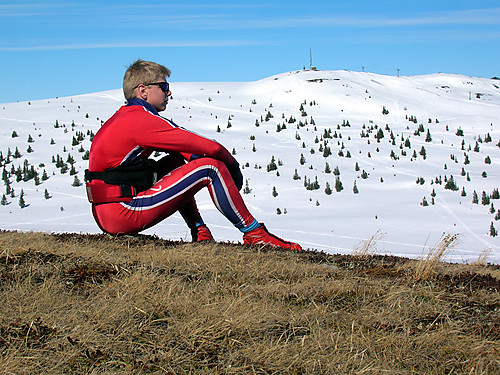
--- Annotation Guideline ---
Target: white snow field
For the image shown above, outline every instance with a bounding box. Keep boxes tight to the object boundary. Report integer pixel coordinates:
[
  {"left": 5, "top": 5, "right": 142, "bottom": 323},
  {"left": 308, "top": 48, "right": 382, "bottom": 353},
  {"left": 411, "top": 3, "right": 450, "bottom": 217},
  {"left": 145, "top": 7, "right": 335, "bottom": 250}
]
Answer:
[{"left": 1, "top": 69, "right": 499, "bottom": 263}]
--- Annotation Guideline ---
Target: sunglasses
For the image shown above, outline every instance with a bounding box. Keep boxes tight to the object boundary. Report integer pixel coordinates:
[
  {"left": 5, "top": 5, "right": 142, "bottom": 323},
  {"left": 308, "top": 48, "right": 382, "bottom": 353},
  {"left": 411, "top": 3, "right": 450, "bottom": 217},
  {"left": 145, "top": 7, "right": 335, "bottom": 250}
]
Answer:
[{"left": 135, "top": 81, "right": 170, "bottom": 92}]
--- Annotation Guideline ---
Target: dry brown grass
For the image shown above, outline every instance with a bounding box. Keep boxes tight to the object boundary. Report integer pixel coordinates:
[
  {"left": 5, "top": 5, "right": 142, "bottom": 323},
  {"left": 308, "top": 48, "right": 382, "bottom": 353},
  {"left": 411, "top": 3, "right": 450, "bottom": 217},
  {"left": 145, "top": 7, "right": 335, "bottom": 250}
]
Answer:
[
  {"left": 0, "top": 230, "right": 499, "bottom": 374},
  {"left": 413, "top": 234, "right": 458, "bottom": 282}
]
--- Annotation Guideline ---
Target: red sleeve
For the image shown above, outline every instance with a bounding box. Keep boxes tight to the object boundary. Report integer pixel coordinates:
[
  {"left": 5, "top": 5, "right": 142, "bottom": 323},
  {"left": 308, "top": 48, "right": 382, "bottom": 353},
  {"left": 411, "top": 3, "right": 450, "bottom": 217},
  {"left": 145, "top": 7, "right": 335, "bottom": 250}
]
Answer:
[{"left": 132, "top": 109, "right": 235, "bottom": 166}]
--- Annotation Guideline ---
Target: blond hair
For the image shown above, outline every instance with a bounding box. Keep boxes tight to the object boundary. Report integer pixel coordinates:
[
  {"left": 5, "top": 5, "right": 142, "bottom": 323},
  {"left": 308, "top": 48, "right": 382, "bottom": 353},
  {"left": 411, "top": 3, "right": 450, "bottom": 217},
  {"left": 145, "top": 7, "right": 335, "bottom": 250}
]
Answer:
[{"left": 123, "top": 59, "right": 171, "bottom": 100}]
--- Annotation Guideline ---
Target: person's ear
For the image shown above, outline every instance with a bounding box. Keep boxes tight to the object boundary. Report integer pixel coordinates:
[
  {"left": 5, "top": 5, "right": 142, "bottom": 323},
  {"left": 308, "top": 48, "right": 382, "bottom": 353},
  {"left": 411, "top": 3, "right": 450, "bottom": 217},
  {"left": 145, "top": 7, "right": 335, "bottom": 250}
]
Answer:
[{"left": 136, "top": 84, "right": 148, "bottom": 100}]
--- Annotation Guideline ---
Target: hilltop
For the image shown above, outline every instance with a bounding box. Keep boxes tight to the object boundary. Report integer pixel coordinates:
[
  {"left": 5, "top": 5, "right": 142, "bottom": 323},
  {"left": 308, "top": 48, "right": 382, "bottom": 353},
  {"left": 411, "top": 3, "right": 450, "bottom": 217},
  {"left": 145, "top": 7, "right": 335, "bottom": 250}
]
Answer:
[{"left": 1, "top": 69, "right": 499, "bottom": 262}]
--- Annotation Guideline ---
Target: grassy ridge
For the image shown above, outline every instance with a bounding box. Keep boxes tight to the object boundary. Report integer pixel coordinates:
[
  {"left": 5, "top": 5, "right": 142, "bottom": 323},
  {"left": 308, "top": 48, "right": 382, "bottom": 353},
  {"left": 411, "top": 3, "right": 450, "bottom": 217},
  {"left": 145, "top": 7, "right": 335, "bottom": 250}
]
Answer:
[{"left": 0, "top": 231, "right": 499, "bottom": 374}]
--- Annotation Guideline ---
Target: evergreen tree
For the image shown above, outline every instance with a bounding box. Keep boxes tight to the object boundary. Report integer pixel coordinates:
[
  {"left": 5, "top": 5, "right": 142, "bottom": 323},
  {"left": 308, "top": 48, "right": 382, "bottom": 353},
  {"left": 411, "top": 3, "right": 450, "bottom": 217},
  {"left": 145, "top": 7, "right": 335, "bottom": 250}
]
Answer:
[
  {"left": 444, "top": 175, "right": 459, "bottom": 191},
  {"left": 419, "top": 146, "right": 427, "bottom": 159},
  {"left": 472, "top": 190, "right": 479, "bottom": 204},
  {"left": 1, "top": 194, "right": 7, "bottom": 206},
  {"left": 324, "top": 182, "right": 332, "bottom": 195},
  {"left": 72, "top": 176, "right": 81, "bottom": 187},
  {"left": 481, "top": 191, "right": 490, "bottom": 205},
  {"left": 492, "top": 188, "right": 500, "bottom": 200},
  {"left": 299, "top": 153, "right": 306, "bottom": 165},
  {"left": 272, "top": 186, "right": 278, "bottom": 197},
  {"left": 425, "top": 129, "right": 432, "bottom": 142},
  {"left": 353, "top": 181, "right": 359, "bottom": 194},
  {"left": 19, "top": 189, "right": 25, "bottom": 208},
  {"left": 292, "top": 169, "right": 301, "bottom": 180},
  {"left": 421, "top": 197, "right": 429, "bottom": 206},
  {"left": 243, "top": 180, "right": 251, "bottom": 194},
  {"left": 335, "top": 176, "right": 343, "bottom": 192},
  {"left": 44, "top": 189, "right": 50, "bottom": 199},
  {"left": 489, "top": 222, "right": 498, "bottom": 237},
  {"left": 266, "top": 156, "right": 278, "bottom": 172}
]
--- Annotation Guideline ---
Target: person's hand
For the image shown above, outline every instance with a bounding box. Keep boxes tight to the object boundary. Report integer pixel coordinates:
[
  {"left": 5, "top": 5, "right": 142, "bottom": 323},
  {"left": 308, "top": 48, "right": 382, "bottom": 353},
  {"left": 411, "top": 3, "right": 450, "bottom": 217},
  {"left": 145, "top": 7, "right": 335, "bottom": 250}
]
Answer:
[{"left": 227, "top": 160, "right": 243, "bottom": 190}]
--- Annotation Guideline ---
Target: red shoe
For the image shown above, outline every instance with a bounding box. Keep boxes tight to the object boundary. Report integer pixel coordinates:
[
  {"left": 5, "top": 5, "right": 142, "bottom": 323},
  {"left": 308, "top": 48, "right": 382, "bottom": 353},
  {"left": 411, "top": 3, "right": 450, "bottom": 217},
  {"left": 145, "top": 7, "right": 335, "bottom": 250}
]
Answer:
[
  {"left": 243, "top": 223, "right": 302, "bottom": 250},
  {"left": 192, "top": 225, "right": 215, "bottom": 242}
]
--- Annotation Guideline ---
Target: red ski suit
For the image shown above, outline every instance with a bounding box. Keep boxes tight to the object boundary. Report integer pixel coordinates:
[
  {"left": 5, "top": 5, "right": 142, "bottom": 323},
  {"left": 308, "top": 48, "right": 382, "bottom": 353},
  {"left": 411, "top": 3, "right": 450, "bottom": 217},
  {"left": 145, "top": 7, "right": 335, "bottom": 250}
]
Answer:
[{"left": 87, "top": 99, "right": 257, "bottom": 235}]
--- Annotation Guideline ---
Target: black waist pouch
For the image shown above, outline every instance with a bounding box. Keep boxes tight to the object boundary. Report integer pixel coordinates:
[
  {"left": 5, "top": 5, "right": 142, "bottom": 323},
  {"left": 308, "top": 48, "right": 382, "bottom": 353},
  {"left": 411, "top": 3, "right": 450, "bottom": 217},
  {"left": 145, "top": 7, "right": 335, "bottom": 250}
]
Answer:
[{"left": 86, "top": 158, "right": 158, "bottom": 190}]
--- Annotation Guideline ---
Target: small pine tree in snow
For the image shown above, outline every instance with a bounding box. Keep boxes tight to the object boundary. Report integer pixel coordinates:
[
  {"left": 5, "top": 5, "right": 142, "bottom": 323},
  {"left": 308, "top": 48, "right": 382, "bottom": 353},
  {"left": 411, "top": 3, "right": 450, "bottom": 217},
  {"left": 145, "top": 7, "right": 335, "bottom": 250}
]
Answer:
[
  {"left": 243, "top": 180, "right": 251, "bottom": 194},
  {"left": 267, "top": 156, "right": 278, "bottom": 172},
  {"left": 19, "top": 190, "right": 25, "bottom": 208},
  {"left": 419, "top": 146, "right": 427, "bottom": 159},
  {"left": 72, "top": 176, "right": 81, "bottom": 187},
  {"left": 1, "top": 194, "right": 7, "bottom": 206},
  {"left": 481, "top": 191, "right": 490, "bottom": 205},
  {"left": 44, "top": 189, "right": 50, "bottom": 199},
  {"left": 353, "top": 181, "right": 359, "bottom": 194},
  {"left": 472, "top": 190, "right": 479, "bottom": 204},
  {"left": 425, "top": 129, "right": 432, "bottom": 142},
  {"left": 293, "top": 169, "right": 301, "bottom": 180},
  {"left": 444, "top": 175, "right": 459, "bottom": 191},
  {"left": 489, "top": 222, "right": 498, "bottom": 237},
  {"left": 335, "top": 176, "right": 343, "bottom": 192},
  {"left": 272, "top": 186, "right": 278, "bottom": 197},
  {"left": 324, "top": 182, "right": 332, "bottom": 195},
  {"left": 492, "top": 188, "right": 500, "bottom": 199}
]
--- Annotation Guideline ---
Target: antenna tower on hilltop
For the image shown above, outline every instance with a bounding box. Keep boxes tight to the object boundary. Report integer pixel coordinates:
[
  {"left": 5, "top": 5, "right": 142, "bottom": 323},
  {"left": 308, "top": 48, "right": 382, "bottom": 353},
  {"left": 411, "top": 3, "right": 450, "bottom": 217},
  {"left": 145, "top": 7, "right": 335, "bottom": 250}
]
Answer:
[{"left": 309, "top": 48, "right": 316, "bottom": 70}]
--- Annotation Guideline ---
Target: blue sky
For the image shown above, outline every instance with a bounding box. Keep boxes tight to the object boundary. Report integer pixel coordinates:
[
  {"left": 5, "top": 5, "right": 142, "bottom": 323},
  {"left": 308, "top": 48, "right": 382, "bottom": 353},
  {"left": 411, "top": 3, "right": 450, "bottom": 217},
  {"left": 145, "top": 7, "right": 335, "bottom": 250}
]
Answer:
[{"left": 1, "top": 0, "right": 499, "bottom": 103}]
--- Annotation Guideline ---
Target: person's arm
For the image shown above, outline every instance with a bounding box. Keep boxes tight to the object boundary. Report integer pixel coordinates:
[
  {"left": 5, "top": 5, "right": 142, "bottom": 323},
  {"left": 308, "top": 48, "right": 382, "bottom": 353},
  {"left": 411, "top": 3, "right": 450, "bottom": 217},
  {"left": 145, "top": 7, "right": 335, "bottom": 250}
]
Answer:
[
  {"left": 134, "top": 112, "right": 243, "bottom": 190},
  {"left": 135, "top": 113, "right": 235, "bottom": 165}
]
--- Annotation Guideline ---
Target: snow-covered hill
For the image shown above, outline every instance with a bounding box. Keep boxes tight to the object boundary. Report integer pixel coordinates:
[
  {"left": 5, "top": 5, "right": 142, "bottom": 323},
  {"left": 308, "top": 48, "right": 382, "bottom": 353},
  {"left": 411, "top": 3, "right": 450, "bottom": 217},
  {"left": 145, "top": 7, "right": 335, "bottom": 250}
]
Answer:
[{"left": 1, "top": 69, "right": 499, "bottom": 263}]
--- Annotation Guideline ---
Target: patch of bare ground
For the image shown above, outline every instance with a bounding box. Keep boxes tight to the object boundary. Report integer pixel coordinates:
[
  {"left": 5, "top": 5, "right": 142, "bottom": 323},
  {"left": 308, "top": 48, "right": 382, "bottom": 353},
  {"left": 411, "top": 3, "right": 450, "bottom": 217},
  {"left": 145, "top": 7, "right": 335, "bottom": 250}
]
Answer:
[{"left": 0, "top": 230, "right": 498, "bottom": 374}]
